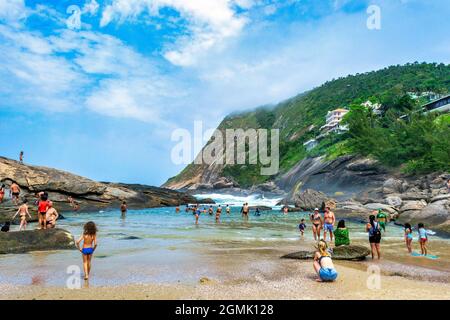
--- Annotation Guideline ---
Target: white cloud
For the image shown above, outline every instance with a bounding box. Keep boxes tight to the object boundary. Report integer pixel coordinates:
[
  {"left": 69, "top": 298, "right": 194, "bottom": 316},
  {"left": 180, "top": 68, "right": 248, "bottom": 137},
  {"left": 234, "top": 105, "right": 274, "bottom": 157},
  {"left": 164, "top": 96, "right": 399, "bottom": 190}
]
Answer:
[
  {"left": 0, "top": 0, "right": 28, "bottom": 26},
  {"left": 100, "top": 0, "right": 251, "bottom": 66}
]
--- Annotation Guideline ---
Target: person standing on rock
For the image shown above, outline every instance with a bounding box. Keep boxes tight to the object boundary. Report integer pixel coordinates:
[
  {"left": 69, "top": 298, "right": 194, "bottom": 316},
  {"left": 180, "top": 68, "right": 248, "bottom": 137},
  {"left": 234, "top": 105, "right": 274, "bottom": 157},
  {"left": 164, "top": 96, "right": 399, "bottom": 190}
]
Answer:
[
  {"left": 10, "top": 182, "right": 21, "bottom": 205},
  {"left": 376, "top": 209, "right": 388, "bottom": 232},
  {"left": 0, "top": 184, "right": 5, "bottom": 203},
  {"left": 310, "top": 208, "right": 323, "bottom": 241},
  {"left": 366, "top": 215, "right": 381, "bottom": 259},
  {"left": 323, "top": 207, "right": 336, "bottom": 242},
  {"left": 12, "top": 199, "right": 32, "bottom": 231},
  {"left": 37, "top": 194, "right": 50, "bottom": 230},
  {"left": 19, "top": 151, "right": 24, "bottom": 163}
]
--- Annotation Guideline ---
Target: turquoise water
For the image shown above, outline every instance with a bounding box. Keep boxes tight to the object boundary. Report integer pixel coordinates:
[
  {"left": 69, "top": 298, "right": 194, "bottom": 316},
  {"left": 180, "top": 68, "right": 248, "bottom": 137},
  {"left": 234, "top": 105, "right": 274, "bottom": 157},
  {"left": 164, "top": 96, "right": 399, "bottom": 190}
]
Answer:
[{"left": 1, "top": 199, "right": 449, "bottom": 287}]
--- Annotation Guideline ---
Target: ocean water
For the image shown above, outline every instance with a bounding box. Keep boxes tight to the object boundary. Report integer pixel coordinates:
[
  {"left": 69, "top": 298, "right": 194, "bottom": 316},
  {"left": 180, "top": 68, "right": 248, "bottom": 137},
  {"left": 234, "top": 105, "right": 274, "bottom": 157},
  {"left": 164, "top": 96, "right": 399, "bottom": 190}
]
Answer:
[{"left": 1, "top": 194, "right": 449, "bottom": 287}]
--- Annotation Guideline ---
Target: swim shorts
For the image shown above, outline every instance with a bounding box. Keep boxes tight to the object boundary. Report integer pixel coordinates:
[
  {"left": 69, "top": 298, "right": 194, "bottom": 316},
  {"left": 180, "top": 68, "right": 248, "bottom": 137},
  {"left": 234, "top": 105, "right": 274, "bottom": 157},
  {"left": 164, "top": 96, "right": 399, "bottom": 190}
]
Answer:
[
  {"left": 324, "top": 223, "right": 334, "bottom": 232},
  {"left": 319, "top": 268, "right": 338, "bottom": 282}
]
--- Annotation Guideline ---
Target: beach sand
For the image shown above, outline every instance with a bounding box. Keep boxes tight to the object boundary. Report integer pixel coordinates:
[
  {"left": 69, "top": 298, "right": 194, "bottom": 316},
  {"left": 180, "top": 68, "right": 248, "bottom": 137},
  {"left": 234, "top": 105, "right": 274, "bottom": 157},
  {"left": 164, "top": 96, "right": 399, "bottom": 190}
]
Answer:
[
  {"left": 1, "top": 261, "right": 449, "bottom": 300},
  {"left": 1, "top": 250, "right": 449, "bottom": 300}
]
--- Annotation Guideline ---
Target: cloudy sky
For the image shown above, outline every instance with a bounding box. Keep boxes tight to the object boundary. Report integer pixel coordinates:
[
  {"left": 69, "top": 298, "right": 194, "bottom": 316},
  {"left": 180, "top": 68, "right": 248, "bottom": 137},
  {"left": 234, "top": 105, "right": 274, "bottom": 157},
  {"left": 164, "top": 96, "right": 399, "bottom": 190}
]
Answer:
[{"left": 0, "top": 0, "right": 449, "bottom": 185}]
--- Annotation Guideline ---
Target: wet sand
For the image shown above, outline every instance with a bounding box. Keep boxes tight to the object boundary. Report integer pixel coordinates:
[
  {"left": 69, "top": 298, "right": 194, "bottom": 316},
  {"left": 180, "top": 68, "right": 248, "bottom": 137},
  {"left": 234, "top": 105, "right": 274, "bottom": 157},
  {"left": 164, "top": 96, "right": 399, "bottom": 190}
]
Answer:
[
  {"left": 1, "top": 240, "right": 450, "bottom": 300},
  {"left": 1, "top": 260, "right": 449, "bottom": 300}
]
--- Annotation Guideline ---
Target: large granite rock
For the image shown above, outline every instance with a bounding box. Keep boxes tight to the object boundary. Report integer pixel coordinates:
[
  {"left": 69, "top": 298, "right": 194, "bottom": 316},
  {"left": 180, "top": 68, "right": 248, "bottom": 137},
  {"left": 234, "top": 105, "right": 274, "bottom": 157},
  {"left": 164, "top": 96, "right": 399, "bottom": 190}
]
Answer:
[
  {"left": 0, "top": 228, "right": 75, "bottom": 254},
  {"left": 281, "top": 245, "right": 371, "bottom": 261},
  {"left": 0, "top": 157, "right": 200, "bottom": 223}
]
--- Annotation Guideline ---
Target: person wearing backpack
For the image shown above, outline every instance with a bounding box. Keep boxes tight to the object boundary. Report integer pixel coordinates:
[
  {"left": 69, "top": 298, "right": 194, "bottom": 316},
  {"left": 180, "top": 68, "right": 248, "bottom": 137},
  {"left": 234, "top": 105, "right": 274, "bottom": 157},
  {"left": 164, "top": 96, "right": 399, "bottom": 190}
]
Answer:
[{"left": 366, "top": 214, "right": 381, "bottom": 259}]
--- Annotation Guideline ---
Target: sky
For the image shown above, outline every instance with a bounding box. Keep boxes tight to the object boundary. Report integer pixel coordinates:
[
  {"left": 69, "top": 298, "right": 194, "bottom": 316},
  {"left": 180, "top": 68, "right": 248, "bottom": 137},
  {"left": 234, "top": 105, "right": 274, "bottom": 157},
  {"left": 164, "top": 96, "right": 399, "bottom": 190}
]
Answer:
[{"left": 0, "top": 0, "right": 449, "bottom": 186}]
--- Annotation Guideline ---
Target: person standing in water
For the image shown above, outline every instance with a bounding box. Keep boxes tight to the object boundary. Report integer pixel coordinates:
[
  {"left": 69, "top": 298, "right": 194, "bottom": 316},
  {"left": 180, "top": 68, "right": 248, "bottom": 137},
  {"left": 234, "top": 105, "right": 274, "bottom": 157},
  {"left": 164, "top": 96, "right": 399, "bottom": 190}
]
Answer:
[
  {"left": 313, "top": 240, "right": 338, "bottom": 282},
  {"left": 12, "top": 199, "right": 32, "bottom": 231},
  {"left": 120, "top": 201, "right": 127, "bottom": 218},
  {"left": 10, "top": 182, "right": 21, "bottom": 205},
  {"left": 323, "top": 207, "right": 335, "bottom": 242},
  {"left": 215, "top": 205, "right": 222, "bottom": 222},
  {"left": 418, "top": 223, "right": 428, "bottom": 256},
  {"left": 194, "top": 206, "right": 200, "bottom": 225},
  {"left": 310, "top": 208, "right": 322, "bottom": 241},
  {"left": 175, "top": 204, "right": 180, "bottom": 213},
  {"left": 282, "top": 206, "right": 288, "bottom": 215},
  {"left": 376, "top": 209, "right": 388, "bottom": 232},
  {"left": 0, "top": 184, "right": 5, "bottom": 203},
  {"left": 241, "top": 202, "right": 249, "bottom": 220},
  {"left": 366, "top": 215, "right": 381, "bottom": 259},
  {"left": 226, "top": 204, "right": 230, "bottom": 215},
  {"left": 404, "top": 223, "right": 413, "bottom": 253},
  {"left": 19, "top": 151, "right": 24, "bottom": 164},
  {"left": 76, "top": 221, "right": 98, "bottom": 281},
  {"left": 298, "top": 219, "right": 306, "bottom": 237},
  {"left": 208, "top": 205, "right": 213, "bottom": 216}
]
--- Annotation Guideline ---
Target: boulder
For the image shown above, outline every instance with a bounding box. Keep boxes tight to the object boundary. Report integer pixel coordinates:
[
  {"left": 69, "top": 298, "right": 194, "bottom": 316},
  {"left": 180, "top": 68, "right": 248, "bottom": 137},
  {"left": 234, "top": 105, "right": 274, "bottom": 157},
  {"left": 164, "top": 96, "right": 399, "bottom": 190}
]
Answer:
[
  {"left": 384, "top": 195, "right": 402, "bottom": 207},
  {"left": 363, "top": 203, "right": 397, "bottom": 215},
  {"left": 430, "top": 194, "right": 450, "bottom": 203},
  {"left": 335, "top": 200, "right": 372, "bottom": 219},
  {"left": 0, "top": 157, "right": 200, "bottom": 214},
  {"left": 382, "top": 178, "right": 404, "bottom": 194},
  {"left": 0, "top": 228, "right": 76, "bottom": 254},
  {"left": 397, "top": 200, "right": 450, "bottom": 226},
  {"left": 281, "top": 245, "right": 370, "bottom": 261},
  {"left": 400, "top": 200, "right": 427, "bottom": 212},
  {"left": 293, "top": 189, "right": 329, "bottom": 210},
  {"left": 323, "top": 199, "right": 337, "bottom": 210},
  {"left": 249, "top": 206, "right": 272, "bottom": 211}
]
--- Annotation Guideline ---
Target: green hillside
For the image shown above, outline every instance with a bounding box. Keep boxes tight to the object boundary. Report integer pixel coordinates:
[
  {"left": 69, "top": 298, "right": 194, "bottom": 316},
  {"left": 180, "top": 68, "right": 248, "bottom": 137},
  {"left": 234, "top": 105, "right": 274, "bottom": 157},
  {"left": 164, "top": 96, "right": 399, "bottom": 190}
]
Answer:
[{"left": 166, "top": 62, "right": 450, "bottom": 188}]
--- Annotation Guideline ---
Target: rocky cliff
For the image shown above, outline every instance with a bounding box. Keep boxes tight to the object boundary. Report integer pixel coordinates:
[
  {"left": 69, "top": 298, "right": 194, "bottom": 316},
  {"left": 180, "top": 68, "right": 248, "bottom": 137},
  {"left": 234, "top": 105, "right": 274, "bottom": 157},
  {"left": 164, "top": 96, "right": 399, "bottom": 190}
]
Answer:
[{"left": 0, "top": 157, "right": 198, "bottom": 223}]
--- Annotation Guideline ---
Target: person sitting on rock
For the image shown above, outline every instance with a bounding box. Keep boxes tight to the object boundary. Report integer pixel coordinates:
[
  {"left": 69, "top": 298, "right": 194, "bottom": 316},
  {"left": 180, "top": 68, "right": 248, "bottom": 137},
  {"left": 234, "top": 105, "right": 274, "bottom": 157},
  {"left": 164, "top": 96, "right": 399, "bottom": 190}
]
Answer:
[
  {"left": 313, "top": 240, "right": 338, "bottom": 282},
  {"left": 334, "top": 220, "right": 350, "bottom": 247},
  {"left": 1, "top": 221, "right": 10, "bottom": 232},
  {"left": 46, "top": 201, "right": 59, "bottom": 229}
]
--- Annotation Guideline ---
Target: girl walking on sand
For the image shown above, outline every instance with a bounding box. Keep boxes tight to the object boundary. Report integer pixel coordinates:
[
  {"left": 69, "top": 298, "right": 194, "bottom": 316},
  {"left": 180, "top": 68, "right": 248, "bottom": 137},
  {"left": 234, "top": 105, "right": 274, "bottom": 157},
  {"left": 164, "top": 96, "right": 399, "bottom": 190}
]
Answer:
[{"left": 76, "top": 221, "right": 98, "bottom": 280}]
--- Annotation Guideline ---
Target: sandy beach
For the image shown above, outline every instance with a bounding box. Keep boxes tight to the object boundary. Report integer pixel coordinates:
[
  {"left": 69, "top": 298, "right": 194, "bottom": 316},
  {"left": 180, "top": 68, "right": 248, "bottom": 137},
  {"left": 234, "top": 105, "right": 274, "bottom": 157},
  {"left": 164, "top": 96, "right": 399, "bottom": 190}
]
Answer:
[{"left": 1, "top": 258, "right": 450, "bottom": 300}]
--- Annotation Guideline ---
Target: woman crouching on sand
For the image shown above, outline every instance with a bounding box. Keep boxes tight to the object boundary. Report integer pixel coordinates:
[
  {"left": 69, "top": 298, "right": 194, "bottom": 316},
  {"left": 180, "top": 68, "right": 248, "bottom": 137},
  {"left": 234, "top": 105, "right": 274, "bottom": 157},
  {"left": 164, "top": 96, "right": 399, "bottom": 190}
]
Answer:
[
  {"left": 76, "top": 222, "right": 98, "bottom": 280},
  {"left": 313, "top": 240, "right": 338, "bottom": 282}
]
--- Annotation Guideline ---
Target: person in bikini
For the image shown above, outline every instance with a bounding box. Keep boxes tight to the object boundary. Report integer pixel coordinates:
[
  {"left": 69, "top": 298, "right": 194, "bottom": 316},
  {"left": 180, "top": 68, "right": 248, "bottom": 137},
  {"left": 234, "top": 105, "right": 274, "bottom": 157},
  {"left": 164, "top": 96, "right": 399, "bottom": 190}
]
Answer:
[
  {"left": 12, "top": 199, "right": 32, "bottom": 231},
  {"left": 76, "top": 221, "right": 98, "bottom": 280},
  {"left": 313, "top": 240, "right": 338, "bottom": 282},
  {"left": 37, "top": 194, "right": 50, "bottom": 230},
  {"left": 215, "top": 205, "right": 222, "bottom": 223},
  {"left": 310, "top": 208, "right": 323, "bottom": 241},
  {"left": 226, "top": 204, "right": 230, "bottom": 215},
  {"left": 0, "top": 184, "right": 5, "bottom": 203},
  {"left": 323, "top": 207, "right": 336, "bottom": 242},
  {"left": 46, "top": 201, "right": 59, "bottom": 229},
  {"left": 208, "top": 205, "right": 214, "bottom": 215},
  {"left": 10, "top": 183, "right": 21, "bottom": 205}
]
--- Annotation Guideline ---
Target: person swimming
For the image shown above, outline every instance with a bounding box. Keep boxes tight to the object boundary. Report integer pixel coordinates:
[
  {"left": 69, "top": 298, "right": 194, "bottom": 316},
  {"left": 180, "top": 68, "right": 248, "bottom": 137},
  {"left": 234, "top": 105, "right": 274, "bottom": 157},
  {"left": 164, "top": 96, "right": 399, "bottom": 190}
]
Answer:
[
  {"left": 226, "top": 204, "right": 230, "bottom": 214},
  {"left": 313, "top": 240, "right": 338, "bottom": 282},
  {"left": 76, "top": 221, "right": 98, "bottom": 280}
]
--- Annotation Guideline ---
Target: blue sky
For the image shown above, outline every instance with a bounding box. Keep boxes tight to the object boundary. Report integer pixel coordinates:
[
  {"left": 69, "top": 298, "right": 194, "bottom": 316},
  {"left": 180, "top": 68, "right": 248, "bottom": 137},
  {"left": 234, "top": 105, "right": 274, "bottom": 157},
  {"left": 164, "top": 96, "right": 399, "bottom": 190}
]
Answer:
[{"left": 1, "top": 0, "right": 449, "bottom": 185}]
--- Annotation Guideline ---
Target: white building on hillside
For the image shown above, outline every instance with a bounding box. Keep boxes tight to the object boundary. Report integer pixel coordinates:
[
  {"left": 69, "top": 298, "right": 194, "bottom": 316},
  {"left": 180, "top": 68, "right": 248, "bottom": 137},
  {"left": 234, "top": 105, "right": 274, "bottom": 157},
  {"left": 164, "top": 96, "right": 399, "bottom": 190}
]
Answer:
[
  {"left": 320, "top": 108, "right": 349, "bottom": 134},
  {"left": 362, "top": 100, "right": 382, "bottom": 115}
]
